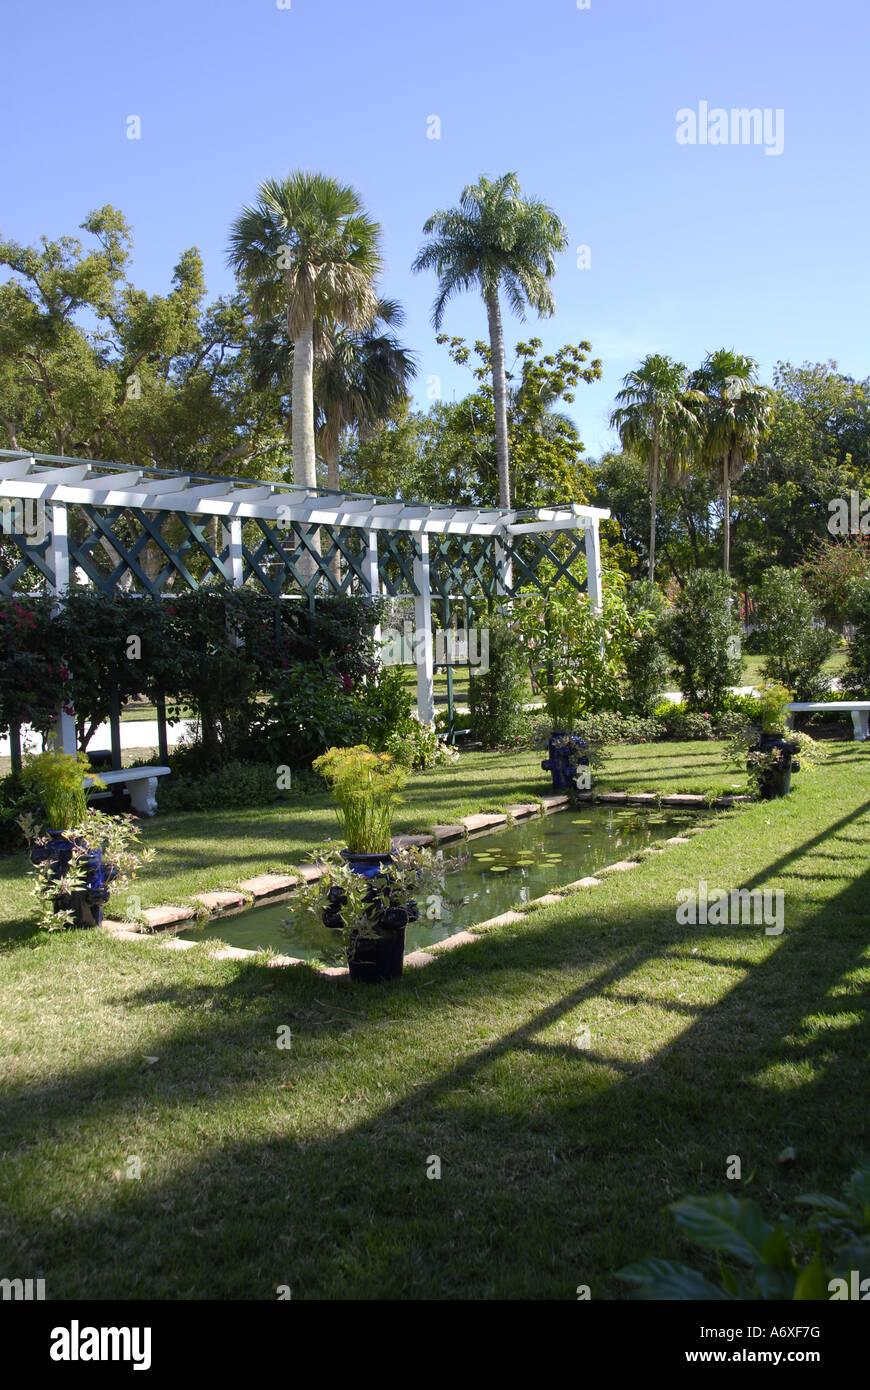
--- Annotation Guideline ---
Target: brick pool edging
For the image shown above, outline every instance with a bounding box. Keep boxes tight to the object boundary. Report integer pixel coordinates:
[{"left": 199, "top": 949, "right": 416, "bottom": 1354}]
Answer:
[{"left": 102, "top": 790, "right": 736, "bottom": 972}]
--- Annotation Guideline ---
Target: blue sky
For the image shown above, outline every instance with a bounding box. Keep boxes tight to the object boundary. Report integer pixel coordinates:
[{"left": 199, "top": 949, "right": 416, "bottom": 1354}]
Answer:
[{"left": 2, "top": 0, "right": 868, "bottom": 459}]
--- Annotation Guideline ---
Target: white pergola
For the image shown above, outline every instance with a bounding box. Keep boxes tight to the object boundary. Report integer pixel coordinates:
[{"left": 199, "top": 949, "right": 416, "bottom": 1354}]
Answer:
[{"left": 0, "top": 450, "right": 610, "bottom": 751}]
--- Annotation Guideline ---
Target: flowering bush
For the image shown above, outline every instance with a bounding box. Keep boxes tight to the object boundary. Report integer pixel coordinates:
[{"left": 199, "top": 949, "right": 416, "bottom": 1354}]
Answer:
[
  {"left": 0, "top": 596, "right": 70, "bottom": 737},
  {"left": 384, "top": 714, "right": 459, "bottom": 770}
]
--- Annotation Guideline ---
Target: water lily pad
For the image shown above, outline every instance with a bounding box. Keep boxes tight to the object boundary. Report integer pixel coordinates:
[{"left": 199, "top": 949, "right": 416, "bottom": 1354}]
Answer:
[{"left": 489, "top": 865, "right": 510, "bottom": 873}]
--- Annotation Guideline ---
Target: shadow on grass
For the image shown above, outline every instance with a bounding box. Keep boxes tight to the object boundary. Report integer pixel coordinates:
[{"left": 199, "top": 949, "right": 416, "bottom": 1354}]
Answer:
[{"left": 1, "top": 786, "right": 869, "bottom": 1299}]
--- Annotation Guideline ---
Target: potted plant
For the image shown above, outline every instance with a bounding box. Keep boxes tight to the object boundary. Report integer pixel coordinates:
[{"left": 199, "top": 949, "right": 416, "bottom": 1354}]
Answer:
[
  {"left": 540, "top": 686, "right": 591, "bottom": 791},
  {"left": 745, "top": 683, "right": 801, "bottom": 800},
  {"left": 286, "top": 844, "right": 442, "bottom": 984},
  {"left": 18, "top": 751, "right": 151, "bottom": 928},
  {"left": 312, "top": 745, "right": 408, "bottom": 875}
]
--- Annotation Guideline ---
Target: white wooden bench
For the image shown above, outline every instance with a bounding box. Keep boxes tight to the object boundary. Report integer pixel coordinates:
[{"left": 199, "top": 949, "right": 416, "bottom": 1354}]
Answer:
[
  {"left": 786, "top": 701, "right": 870, "bottom": 741},
  {"left": 85, "top": 767, "right": 171, "bottom": 816}
]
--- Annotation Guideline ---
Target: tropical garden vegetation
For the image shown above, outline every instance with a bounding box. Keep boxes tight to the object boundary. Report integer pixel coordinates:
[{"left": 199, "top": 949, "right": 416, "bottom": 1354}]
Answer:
[{"left": 1, "top": 167, "right": 869, "bottom": 1306}]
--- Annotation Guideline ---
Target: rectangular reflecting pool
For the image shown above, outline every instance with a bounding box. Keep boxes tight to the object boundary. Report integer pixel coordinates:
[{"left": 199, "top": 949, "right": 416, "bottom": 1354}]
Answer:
[{"left": 177, "top": 805, "right": 701, "bottom": 961}]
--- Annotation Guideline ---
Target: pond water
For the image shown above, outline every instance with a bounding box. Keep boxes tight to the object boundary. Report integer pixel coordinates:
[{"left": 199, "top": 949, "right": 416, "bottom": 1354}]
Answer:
[{"left": 177, "top": 805, "right": 698, "bottom": 961}]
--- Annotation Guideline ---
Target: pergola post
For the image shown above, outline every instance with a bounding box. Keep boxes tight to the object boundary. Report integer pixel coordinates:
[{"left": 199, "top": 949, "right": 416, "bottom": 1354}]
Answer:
[
  {"left": 363, "top": 529, "right": 382, "bottom": 647},
  {"left": 493, "top": 540, "right": 509, "bottom": 601},
  {"left": 412, "top": 535, "right": 435, "bottom": 724},
  {"left": 226, "top": 519, "right": 244, "bottom": 587},
  {"left": 584, "top": 519, "right": 603, "bottom": 612},
  {"left": 48, "top": 502, "right": 77, "bottom": 756}
]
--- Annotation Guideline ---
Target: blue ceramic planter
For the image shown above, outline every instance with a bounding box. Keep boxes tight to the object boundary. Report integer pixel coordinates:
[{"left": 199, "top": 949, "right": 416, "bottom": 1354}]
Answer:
[
  {"left": 30, "top": 834, "right": 117, "bottom": 927},
  {"left": 541, "top": 732, "right": 590, "bottom": 792}
]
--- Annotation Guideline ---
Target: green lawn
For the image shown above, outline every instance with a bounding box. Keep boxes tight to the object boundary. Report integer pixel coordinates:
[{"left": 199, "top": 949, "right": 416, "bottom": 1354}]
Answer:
[{"left": 1, "top": 741, "right": 867, "bottom": 1299}]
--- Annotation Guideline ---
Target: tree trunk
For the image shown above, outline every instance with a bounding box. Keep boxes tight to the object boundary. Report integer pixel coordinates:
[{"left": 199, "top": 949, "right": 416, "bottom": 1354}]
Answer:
[
  {"left": 722, "top": 449, "right": 731, "bottom": 575},
  {"left": 291, "top": 319, "right": 317, "bottom": 488},
  {"left": 484, "top": 289, "right": 511, "bottom": 509},
  {"left": 324, "top": 434, "right": 340, "bottom": 492},
  {"left": 291, "top": 317, "right": 320, "bottom": 587},
  {"left": 649, "top": 434, "right": 660, "bottom": 582}
]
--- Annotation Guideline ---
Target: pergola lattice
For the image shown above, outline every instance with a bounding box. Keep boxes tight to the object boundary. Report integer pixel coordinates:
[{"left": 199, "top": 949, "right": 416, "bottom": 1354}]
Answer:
[{"left": 0, "top": 449, "right": 610, "bottom": 752}]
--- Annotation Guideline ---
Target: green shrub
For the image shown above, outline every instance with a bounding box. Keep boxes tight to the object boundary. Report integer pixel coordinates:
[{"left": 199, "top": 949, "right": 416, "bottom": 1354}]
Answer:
[
  {"left": 566, "top": 711, "right": 662, "bottom": 745},
  {"left": 654, "top": 700, "right": 748, "bottom": 741},
  {"left": 843, "top": 575, "right": 870, "bottom": 696},
  {"left": 364, "top": 666, "right": 417, "bottom": 747},
  {"left": 469, "top": 617, "right": 530, "bottom": 748},
  {"left": 515, "top": 572, "right": 640, "bottom": 717},
  {"left": 623, "top": 580, "right": 671, "bottom": 716},
  {"left": 383, "top": 717, "right": 459, "bottom": 771},
  {"left": 617, "top": 1162, "right": 870, "bottom": 1301},
  {"left": 667, "top": 571, "right": 743, "bottom": 713},
  {"left": 157, "top": 760, "right": 297, "bottom": 812},
  {"left": 244, "top": 656, "right": 380, "bottom": 767},
  {"left": 19, "top": 751, "right": 101, "bottom": 830},
  {"left": 755, "top": 566, "right": 837, "bottom": 701},
  {"left": 0, "top": 771, "right": 29, "bottom": 855}
]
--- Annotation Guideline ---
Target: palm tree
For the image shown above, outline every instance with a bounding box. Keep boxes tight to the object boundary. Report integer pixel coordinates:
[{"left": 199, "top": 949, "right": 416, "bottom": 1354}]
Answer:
[
  {"left": 689, "top": 350, "right": 773, "bottom": 574},
  {"left": 228, "top": 171, "right": 382, "bottom": 488},
  {"left": 610, "top": 355, "right": 703, "bottom": 581},
  {"left": 315, "top": 298, "right": 417, "bottom": 489},
  {"left": 412, "top": 172, "right": 567, "bottom": 508}
]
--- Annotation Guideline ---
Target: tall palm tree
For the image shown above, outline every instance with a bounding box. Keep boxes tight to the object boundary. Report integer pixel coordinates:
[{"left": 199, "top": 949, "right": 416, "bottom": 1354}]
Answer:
[
  {"left": 315, "top": 298, "right": 417, "bottom": 489},
  {"left": 412, "top": 172, "right": 568, "bottom": 508},
  {"left": 228, "top": 171, "right": 382, "bottom": 488},
  {"left": 610, "top": 355, "right": 703, "bottom": 581},
  {"left": 689, "top": 350, "right": 773, "bottom": 574}
]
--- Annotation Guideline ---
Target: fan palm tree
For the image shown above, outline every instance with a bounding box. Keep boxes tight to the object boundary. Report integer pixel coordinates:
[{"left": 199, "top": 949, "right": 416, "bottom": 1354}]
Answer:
[
  {"left": 227, "top": 171, "right": 382, "bottom": 488},
  {"left": 315, "top": 298, "right": 417, "bottom": 489},
  {"left": 412, "top": 172, "right": 568, "bottom": 508},
  {"left": 689, "top": 350, "right": 773, "bottom": 574},
  {"left": 610, "top": 355, "right": 703, "bottom": 581}
]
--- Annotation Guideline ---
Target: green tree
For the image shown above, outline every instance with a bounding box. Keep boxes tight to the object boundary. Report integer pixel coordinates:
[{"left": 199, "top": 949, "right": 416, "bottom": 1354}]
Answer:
[
  {"left": 755, "top": 566, "right": 837, "bottom": 700},
  {"left": 734, "top": 362, "right": 870, "bottom": 588},
  {"left": 590, "top": 450, "right": 718, "bottom": 582},
  {"left": 689, "top": 350, "right": 773, "bottom": 575},
  {"left": 610, "top": 355, "right": 703, "bottom": 581},
  {"left": 667, "top": 570, "right": 743, "bottom": 712},
  {"left": 342, "top": 338, "right": 598, "bottom": 510},
  {"left": 228, "top": 172, "right": 383, "bottom": 487},
  {"left": 315, "top": 298, "right": 417, "bottom": 489},
  {"left": 412, "top": 172, "right": 568, "bottom": 507},
  {"left": 0, "top": 207, "right": 281, "bottom": 475}
]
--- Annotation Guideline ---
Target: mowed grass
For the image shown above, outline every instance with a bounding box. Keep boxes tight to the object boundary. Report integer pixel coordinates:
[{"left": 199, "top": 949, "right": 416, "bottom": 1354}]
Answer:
[{"left": 0, "top": 742, "right": 868, "bottom": 1299}]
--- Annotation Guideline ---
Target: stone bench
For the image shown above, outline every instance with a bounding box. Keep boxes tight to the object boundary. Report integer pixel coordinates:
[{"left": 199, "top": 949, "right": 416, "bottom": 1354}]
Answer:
[
  {"left": 786, "top": 701, "right": 870, "bottom": 742},
  {"left": 85, "top": 766, "right": 171, "bottom": 816}
]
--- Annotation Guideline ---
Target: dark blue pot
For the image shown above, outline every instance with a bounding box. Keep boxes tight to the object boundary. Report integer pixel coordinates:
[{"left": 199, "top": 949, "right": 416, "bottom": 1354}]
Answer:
[
  {"left": 30, "top": 834, "right": 117, "bottom": 928},
  {"left": 322, "top": 845, "right": 416, "bottom": 934},
  {"left": 339, "top": 849, "right": 396, "bottom": 879},
  {"left": 347, "top": 925, "right": 406, "bottom": 984},
  {"left": 541, "top": 732, "right": 590, "bottom": 791}
]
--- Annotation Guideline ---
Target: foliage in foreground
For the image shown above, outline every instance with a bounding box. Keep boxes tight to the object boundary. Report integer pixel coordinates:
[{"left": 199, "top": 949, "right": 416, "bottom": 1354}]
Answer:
[{"left": 617, "top": 1164, "right": 870, "bottom": 1300}]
